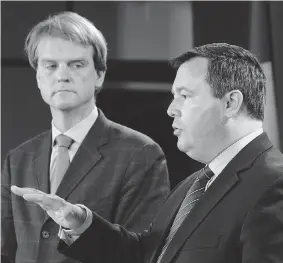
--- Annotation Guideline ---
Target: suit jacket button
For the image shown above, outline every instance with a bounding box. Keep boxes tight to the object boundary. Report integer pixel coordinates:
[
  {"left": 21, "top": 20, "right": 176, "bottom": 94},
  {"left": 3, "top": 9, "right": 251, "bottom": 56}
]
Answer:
[{"left": 42, "top": 230, "right": 50, "bottom": 239}]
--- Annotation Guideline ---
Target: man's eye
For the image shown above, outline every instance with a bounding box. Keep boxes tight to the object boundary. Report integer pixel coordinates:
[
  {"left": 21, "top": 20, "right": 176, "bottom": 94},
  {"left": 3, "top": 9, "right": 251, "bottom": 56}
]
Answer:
[
  {"left": 71, "top": 63, "right": 84, "bottom": 69},
  {"left": 45, "top": 64, "right": 57, "bottom": 69},
  {"left": 181, "top": 94, "right": 187, "bottom": 99}
]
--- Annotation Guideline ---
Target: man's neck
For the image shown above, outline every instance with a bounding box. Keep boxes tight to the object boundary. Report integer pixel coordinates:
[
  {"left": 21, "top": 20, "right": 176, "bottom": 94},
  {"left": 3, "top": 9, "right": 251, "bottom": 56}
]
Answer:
[
  {"left": 199, "top": 118, "right": 263, "bottom": 164},
  {"left": 51, "top": 102, "right": 95, "bottom": 133},
  {"left": 210, "top": 118, "right": 263, "bottom": 162},
  {"left": 227, "top": 118, "right": 263, "bottom": 145}
]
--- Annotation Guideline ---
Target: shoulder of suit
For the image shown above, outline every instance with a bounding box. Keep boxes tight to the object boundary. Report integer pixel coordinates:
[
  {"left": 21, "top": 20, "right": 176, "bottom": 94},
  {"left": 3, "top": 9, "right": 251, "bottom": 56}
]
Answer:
[
  {"left": 6, "top": 130, "right": 51, "bottom": 156},
  {"left": 107, "top": 119, "right": 162, "bottom": 149},
  {"left": 250, "top": 146, "right": 283, "bottom": 181}
]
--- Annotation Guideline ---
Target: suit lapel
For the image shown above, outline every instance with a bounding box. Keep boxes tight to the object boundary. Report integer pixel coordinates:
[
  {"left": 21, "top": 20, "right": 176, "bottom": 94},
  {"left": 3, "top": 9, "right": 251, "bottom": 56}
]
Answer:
[
  {"left": 55, "top": 110, "right": 110, "bottom": 200},
  {"left": 160, "top": 133, "right": 273, "bottom": 263},
  {"left": 161, "top": 169, "right": 239, "bottom": 263},
  {"left": 147, "top": 173, "right": 198, "bottom": 263},
  {"left": 33, "top": 131, "right": 52, "bottom": 194}
]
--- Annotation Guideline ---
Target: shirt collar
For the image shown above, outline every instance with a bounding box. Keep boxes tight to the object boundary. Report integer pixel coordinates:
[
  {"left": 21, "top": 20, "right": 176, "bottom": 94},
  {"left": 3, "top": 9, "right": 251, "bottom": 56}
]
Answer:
[
  {"left": 209, "top": 128, "right": 263, "bottom": 176},
  {"left": 52, "top": 106, "right": 98, "bottom": 146}
]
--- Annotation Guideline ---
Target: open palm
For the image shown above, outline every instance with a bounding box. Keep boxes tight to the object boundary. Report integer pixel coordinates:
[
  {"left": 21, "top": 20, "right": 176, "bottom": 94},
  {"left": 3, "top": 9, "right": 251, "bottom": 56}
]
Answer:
[{"left": 11, "top": 186, "right": 85, "bottom": 229}]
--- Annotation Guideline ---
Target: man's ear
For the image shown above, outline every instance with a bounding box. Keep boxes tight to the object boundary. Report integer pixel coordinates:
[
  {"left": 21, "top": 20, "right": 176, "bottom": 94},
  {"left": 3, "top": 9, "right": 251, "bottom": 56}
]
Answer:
[
  {"left": 36, "top": 70, "right": 41, "bottom": 90},
  {"left": 224, "top": 90, "right": 244, "bottom": 118},
  {"left": 95, "top": 71, "right": 106, "bottom": 88}
]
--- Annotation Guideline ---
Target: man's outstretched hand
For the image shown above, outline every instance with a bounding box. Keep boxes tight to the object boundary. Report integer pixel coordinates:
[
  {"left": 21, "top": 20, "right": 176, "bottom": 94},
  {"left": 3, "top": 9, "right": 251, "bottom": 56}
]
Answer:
[{"left": 11, "top": 186, "right": 86, "bottom": 229}]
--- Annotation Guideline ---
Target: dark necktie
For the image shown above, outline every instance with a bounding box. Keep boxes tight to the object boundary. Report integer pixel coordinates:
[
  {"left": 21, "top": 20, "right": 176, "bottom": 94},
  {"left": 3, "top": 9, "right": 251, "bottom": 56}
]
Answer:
[
  {"left": 50, "top": 134, "right": 74, "bottom": 194},
  {"left": 156, "top": 166, "right": 214, "bottom": 263}
]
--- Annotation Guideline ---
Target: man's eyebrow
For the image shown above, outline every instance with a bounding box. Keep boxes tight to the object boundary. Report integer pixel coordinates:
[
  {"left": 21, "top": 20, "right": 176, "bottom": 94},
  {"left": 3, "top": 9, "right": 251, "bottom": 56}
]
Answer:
[
  {"left": 39, "top": 58, "right": 88, "bottom": 63},
  {"left": 68, "top": 59, "right": 88, "bottom": 63},
  {"left": 172, "top": 86, "right": 192, "bottom": 95},
  {"left": 40, "top": 59, "right": 57, "bottom": 63}
]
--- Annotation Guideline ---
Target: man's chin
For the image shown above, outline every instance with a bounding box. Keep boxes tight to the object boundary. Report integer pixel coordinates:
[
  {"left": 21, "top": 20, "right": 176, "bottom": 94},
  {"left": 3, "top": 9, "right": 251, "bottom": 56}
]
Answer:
[
  {"left": 177, "top": 141, "right": 195, "bottom": 158},
  {"left": 176, "top": 140, "right": 188, "bottom": 153},
  {"left": 50, "top": 102, "right": 75, "bottom": 111},
  {"left": 176, "top": 139, "right": 205, "bottom": 163}
]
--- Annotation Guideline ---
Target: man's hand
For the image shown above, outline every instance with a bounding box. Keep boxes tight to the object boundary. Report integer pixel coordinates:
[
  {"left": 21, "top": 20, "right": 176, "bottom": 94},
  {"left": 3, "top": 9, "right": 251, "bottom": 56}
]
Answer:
[{"left": 11, "top": 186, "right": 86, "bottom": 229}]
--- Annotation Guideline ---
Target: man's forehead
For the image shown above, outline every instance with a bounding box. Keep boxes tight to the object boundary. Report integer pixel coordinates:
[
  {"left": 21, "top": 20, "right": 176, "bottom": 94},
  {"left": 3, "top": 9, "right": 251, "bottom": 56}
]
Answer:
[
  {"left": 172, "top": 57, "right": 208, "bottom": 90},
  {"left": 37, "top": 36, "right": 93, "bottom": 57}
]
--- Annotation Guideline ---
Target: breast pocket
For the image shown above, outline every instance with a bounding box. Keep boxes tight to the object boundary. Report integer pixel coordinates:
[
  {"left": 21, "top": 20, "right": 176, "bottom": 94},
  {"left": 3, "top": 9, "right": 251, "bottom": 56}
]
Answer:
[{"left": 181, "top": 234, "right": 222, "bottom": 250}]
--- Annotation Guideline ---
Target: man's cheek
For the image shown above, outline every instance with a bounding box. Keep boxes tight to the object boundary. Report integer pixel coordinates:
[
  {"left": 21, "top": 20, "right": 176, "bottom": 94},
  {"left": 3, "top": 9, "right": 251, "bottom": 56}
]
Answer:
[{"left": 37, "top": 72, "right": 50, "bottom": 86}]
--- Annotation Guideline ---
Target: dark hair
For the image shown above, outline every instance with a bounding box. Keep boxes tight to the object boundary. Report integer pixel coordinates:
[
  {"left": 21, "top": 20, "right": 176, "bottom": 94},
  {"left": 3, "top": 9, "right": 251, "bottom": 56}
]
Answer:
[
  {"left": 170, "top": 43, "right": 266, "bottom": 121},
  {"left": 25, "top": 11, "right": 107, "bottom": 73}
]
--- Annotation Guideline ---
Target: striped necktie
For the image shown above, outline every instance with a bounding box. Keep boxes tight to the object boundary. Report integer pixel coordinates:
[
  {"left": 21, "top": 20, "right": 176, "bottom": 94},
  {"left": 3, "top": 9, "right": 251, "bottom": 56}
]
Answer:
[
  {"left": 50, "top": 134, "right": 74, "bottom": 194},
  {"left": 156, "top": 166, "right": 214, "bottom": 263}
]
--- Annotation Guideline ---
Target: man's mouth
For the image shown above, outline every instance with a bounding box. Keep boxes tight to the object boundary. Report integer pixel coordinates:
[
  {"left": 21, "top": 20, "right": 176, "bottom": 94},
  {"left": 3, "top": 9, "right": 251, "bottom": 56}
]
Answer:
[
  {"left": 54, "top": 90, "right": 73, "bottom": 94},
  {"left": 173, "top": 127, "right": 182, "bottom": 136}
]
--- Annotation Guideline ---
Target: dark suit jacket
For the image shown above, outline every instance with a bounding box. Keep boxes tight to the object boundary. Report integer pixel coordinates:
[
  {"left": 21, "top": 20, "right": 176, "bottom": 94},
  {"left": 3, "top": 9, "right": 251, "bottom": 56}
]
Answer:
[
  {"left": 59, "top": 133, "right": 283, "bottom": 263},
  {"left": 1, "top": 110, "right": 170, "bottom": 263}
]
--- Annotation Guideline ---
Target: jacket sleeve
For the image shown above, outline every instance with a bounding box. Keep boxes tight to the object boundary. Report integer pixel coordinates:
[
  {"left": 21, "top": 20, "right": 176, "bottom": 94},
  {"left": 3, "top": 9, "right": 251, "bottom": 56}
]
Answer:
[
  {"left": 112, "top": 142, "right": 170, "bottom": 232},
  {"left": 241, "top": 175, "right": 283, "bottom": 263},
  {"left": 1, "top": 153, "right": 17, "bottom": 263},
  {"left": 58, "top": 211, "right": 145, "bottom": 263}
]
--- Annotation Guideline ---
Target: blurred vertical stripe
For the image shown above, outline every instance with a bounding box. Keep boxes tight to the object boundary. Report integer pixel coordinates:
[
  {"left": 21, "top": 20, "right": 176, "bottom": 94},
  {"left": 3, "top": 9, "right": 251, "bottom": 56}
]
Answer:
[{"left": 249, "top": 2, "right": 283, "bottom": 150}]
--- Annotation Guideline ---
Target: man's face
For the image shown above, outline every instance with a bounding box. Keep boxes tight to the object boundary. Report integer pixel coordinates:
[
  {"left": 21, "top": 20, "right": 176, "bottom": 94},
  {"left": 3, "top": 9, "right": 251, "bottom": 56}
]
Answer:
[
  {"left": 167, "top": 57, "right": 226, "bottom": 163},
  {"left": 36, "top": 36, "right": 104, "bottom": 112}
]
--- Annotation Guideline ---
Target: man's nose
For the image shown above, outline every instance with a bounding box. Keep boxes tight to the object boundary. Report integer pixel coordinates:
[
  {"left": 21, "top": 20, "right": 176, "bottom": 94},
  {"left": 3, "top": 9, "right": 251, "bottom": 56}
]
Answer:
[
  {"left": 167, "top": 100, "right": 180, "bottom": 118},
  {"left": 56, "top": 64, "right": 70, "bottom": 82}
]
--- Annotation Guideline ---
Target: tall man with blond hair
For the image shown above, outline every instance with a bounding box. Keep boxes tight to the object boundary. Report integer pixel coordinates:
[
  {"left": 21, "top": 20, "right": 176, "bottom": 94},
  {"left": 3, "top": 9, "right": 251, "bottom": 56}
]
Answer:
[{"left": 1, "top": 11, "right": 170, "bottom": 263}]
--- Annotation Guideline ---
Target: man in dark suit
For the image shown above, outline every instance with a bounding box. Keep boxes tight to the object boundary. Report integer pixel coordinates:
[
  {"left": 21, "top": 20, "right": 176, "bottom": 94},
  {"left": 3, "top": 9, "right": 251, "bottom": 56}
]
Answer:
[
  {"left": 1, "top": 11, "right": 170, "bottom": 263},
  {"left": 11, "top": 43, "right": 283, "bottom": 263}
]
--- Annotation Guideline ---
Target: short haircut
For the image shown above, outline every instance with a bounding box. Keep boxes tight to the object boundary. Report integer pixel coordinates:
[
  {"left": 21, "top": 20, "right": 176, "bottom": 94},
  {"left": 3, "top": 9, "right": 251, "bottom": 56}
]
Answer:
[
  {"left": 25, "top": 11, "right": 107, "bottom": 73},
  {"left": 170, "top": 43, "right": 266, "bottom": 121}
]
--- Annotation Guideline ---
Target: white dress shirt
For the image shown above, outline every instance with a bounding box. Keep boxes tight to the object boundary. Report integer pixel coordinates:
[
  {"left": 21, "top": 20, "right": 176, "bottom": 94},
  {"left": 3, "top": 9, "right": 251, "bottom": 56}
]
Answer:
[
  {"left": 206, "top": 128, "right": 263, "bottom": 190},
  {"left": 50, "top": 107, "right": 98, "bottom": 175},
  {"left": 60, "top": 128, "right": 264, "bottom": 244}
]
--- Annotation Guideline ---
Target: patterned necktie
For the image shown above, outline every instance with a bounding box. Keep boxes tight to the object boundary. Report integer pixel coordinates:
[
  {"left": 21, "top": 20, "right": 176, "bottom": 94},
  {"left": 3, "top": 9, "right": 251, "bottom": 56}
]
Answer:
[
  {"left": 156, "top": 166, "right": 214, "bottom": 263},
  {"left": 50, "top": 134, "right": 74, "bottom": 194}
]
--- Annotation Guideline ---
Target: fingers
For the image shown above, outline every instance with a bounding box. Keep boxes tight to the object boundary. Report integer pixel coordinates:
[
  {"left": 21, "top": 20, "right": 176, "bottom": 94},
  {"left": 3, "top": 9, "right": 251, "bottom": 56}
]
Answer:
[
  {"left": 23, "top": 193, "right": 50, "bottom": 207},
  {"left": 11, "top": 185, "right": 44, "bottom": 197},
  {"left": 11, "top": 186, "right": 65, "bottom": 211},
  {"left": 23, "top": 194, "right": 66, "bottom": 212}
]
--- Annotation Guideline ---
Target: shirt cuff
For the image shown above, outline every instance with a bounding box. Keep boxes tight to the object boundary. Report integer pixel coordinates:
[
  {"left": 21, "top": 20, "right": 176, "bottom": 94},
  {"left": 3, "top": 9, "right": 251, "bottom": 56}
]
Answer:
[{"left": 58, "top": 204, "right": 93, "bottom": 245}]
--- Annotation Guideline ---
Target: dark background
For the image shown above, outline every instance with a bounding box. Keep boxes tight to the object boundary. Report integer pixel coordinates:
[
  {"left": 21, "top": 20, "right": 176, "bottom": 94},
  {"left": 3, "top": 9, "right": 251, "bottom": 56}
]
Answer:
[{"left": 2, "top": 1, "right": 283, "bottom": 188}]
